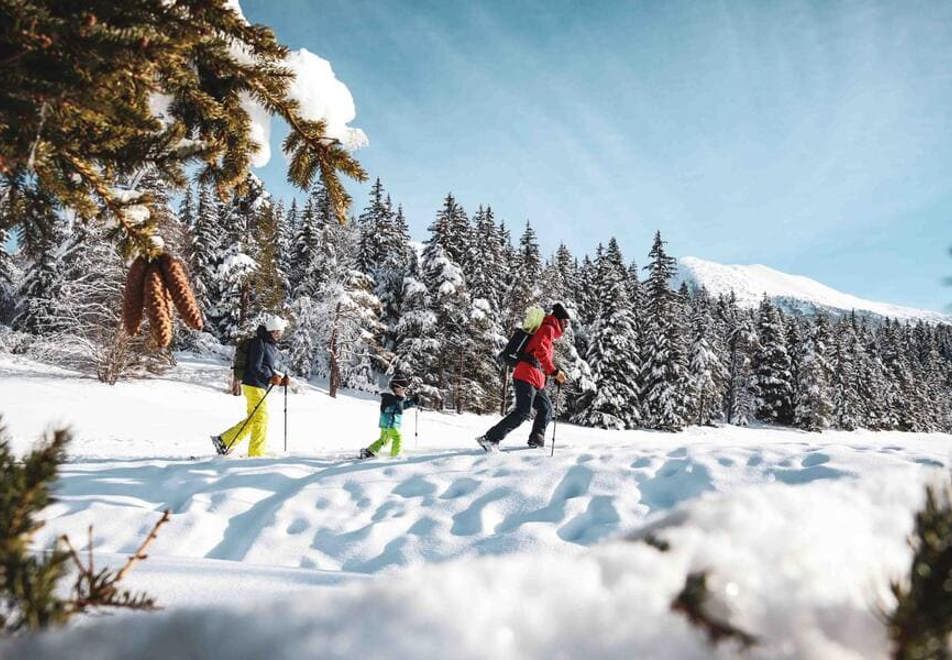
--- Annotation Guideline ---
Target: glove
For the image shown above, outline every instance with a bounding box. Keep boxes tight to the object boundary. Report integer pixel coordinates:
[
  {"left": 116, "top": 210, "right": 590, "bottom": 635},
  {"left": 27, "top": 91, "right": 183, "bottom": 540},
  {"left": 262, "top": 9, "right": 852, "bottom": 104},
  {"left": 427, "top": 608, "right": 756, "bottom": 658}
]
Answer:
[
  {"left": 280, "top": 375, "right": 290, "bottom": 387},
  {"left": 269, "top": 374, "right": 283, "bottom": 386},
  {"left": 553, "top": 370, "right": 567, "bottom": 385},
  {"left": 410, "top": 394, "right": 421, "bottom": 405}
]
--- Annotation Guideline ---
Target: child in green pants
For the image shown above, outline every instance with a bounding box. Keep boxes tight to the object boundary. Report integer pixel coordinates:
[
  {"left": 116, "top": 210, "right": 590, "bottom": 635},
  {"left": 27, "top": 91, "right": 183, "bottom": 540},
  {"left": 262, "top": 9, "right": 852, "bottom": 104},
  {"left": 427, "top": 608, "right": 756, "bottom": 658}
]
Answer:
[{"left": 360, "top": 375, "right": 418, "bottom": 459}]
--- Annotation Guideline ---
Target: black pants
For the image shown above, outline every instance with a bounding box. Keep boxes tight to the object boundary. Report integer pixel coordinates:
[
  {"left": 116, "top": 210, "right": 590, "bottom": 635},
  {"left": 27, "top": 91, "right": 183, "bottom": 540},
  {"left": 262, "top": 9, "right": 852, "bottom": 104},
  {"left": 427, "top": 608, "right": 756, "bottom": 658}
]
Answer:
[{"left": 485, "top": 378, "right": 552, "bottom": 444}]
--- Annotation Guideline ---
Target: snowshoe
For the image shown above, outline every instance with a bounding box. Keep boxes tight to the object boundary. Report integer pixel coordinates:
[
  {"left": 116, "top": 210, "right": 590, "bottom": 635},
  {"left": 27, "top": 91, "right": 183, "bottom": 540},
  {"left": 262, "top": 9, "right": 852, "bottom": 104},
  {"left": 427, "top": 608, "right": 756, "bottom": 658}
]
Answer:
[
  {"left": 211, "top": 435, "right": 228, "bottom": 455},
  {"left": 359, "top": 447, "right": 376, "bottom": 460},
  {"left": 527, "top": 434, "right": 545, "bottom": 449},
  {"left": 476, "top": 436, "right": 499, "bottom": 453}
]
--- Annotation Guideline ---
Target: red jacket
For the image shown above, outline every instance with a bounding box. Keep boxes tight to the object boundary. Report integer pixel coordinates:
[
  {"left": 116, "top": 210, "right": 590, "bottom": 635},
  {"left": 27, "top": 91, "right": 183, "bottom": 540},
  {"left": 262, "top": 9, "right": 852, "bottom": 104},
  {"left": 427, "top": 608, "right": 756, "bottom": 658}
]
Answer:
[{"left": 513, "top": 315, "right": 563, "bottom": 390}]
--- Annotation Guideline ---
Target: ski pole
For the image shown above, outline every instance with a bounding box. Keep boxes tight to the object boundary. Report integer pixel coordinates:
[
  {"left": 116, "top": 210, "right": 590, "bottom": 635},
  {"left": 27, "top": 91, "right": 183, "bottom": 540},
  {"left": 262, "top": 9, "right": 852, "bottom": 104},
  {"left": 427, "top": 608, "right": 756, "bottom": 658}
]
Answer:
[
  {"left": 415, "top": 406, "right": 419, "bottom": 448},
  {"left": 283, "top": 382, "right": 288, "bottom": 453},
  {"left": 225, "top": 383, "right": 274, "bottom": 454},
  {"left": 550, "top": 383, "right": 562, "bottom": 457}
]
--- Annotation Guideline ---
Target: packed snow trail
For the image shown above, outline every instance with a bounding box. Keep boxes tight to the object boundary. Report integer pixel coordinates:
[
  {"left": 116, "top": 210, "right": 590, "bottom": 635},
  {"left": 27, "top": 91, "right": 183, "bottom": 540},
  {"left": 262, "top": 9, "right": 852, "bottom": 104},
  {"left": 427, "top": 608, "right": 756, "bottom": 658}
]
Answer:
[{"left": 3, "top": 353, "right": 952, "bottom": 659}]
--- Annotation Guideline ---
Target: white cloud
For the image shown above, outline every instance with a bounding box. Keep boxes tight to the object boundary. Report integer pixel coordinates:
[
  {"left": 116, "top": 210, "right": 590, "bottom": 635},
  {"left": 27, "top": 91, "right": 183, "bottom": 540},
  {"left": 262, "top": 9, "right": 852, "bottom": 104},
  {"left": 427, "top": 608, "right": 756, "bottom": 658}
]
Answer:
[{"left": 155, "top": 0, "right": 367, "bottom": 168}]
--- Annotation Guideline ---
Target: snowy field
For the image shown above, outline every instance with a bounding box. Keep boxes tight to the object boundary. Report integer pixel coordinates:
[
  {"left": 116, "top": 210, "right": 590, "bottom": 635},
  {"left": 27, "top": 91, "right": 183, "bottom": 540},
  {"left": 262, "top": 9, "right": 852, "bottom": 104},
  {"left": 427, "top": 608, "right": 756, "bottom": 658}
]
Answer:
[{"left": 2, "top": 352, "right": 951, "bottom": 659}]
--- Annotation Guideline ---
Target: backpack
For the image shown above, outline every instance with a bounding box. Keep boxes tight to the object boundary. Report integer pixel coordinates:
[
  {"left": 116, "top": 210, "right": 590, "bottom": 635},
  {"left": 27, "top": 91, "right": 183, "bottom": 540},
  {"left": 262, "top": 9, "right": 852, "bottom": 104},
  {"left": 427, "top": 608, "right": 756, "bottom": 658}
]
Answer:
[
  {"left": 232, "top": 336, "right": 253, "bottom": 379},
  {"left": 497, "top": 306, "right": 545, "bottom": 368}
]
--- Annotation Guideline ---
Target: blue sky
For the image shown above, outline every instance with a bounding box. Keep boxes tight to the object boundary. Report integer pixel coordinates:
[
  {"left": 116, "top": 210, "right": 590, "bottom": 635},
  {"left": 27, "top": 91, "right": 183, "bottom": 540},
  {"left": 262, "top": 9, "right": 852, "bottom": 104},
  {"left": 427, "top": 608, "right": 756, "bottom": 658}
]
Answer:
[{"left": 245, "top": 0, "right": 952, "bottom": 312}]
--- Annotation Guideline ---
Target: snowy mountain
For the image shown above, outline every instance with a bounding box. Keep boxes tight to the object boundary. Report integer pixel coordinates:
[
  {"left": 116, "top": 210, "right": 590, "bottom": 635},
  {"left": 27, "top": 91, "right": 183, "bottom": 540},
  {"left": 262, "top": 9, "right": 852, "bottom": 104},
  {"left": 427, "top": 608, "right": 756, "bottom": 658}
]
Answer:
[{"left": 675, "top": 256, "right": 951, "bottom": 324}]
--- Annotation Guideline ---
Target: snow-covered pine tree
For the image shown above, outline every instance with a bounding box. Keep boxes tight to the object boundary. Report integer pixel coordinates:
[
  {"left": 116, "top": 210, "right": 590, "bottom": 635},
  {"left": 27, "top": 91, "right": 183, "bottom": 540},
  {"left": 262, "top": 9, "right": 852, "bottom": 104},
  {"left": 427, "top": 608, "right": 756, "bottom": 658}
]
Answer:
[
  {"left": 573, "top": 238, "right": 640, "bottom": 429},
  {"left": 793, "top": 314, "right": 834, "bottom": 431},
  {"left": 392, "top": 253, "right": 441, "bottom": 405},
  {"left": 505, "top": 221, "right": 544, "bottom": 332},
  {"left": 252, "top": 200, "right": 286, "bottom": 317},
  {"left": 356, "top": 178, "right": 392, "bottom": 279},
  {"left": 687, "top": 292, "right": 726, "bottom": 426},
  {"left": 468, "top": 206, "right": 501, "bottom": 311},
  {"left": 855, "top": 320, "right": 895, "bottom": 430},
  {"left": 829, "top": 318, "right": 863, "bottom": 430},
  {"left": 290, "top": 189, "right": 325, "bottom": 298},
  {"left": 641, "top": 232, "right": 689, "bottom": 431},
  {"left": 725, "top": 310, "right": 757, "bottom": 426},
  {"left": 278, "top": 199, "right": 299, "bottom": 301},
  {"left": 190, "top": 181, "right": 223, "bottom": 325},
  {"left": 210, "top": 174, "right": 271, "bottom": 341},
  {"left": 420, "top": 242, "right": 472, "bottom": 411},
  {"left": 427, "top": 193, "right": 471, "bottom": 273},
  {"left": 458, "top": 297, "right": 507, "bottom": 414},
  {"left": 880, "top": 321, "right": 929, "bottom": 432},
  {"left": 751, "top": 296, "right": 794, "bottom": 425},
  {"left": 12, "top": 215, "right": 68, "bottom": 335},
  {"left": 0, "top": 224, "right": 17, "bottom": 324}
]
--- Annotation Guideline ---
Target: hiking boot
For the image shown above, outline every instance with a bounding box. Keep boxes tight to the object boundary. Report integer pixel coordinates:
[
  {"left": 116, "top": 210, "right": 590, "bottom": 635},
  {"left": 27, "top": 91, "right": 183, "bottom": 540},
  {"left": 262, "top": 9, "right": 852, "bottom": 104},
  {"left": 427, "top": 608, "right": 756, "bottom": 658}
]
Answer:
[
  {"left": 527, "top": 433, "right": 545, "bottom": 449},
  {"left": 476, "top": 436, "right": 499, "bottom": 453},
  {"left": 359, "top": 447, "right": 376, "bottom": 459}
]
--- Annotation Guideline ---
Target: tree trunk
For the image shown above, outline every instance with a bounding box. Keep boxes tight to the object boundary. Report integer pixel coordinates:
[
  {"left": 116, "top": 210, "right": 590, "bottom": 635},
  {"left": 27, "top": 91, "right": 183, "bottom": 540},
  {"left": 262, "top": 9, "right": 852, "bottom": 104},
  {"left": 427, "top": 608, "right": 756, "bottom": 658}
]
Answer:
[{"left": 328, "top": 302, "right": 341, "bottom": 398}]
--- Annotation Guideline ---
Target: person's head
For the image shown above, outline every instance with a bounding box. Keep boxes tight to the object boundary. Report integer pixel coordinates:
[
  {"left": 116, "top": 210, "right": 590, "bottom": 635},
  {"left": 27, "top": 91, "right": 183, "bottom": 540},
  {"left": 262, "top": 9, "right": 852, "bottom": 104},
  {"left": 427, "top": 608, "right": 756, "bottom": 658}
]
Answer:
[
  {"left": 390, "top": 374, "right": 410, "bottom": 396},
  {"left": 551, "top": 302, "right": 571, "bottom": 332},
  {"left": 264, "top": 314, "right": 288, "bottom": 341}
]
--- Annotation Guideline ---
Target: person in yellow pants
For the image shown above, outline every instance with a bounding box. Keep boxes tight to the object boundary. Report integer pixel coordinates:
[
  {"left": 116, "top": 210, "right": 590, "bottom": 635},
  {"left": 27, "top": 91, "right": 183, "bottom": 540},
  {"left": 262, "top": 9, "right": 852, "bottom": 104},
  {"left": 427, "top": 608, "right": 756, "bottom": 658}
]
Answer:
[
  {"left": 212, "top": 314, "right": 289, "bottom": 457},
  {"left": 359, "top": 375, "right": 419, "bottom": 459}
]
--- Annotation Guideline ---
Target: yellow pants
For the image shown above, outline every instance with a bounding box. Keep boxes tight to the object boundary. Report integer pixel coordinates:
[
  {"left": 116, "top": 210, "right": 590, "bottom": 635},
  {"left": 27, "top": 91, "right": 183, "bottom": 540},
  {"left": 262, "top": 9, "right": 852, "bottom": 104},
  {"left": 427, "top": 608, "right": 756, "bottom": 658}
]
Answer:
[
  {"left": 220, "top": 384, "right": 269, "bottom": 457},
  {"left": 368, "top": 428, "right": 402, "bottom": 457}
]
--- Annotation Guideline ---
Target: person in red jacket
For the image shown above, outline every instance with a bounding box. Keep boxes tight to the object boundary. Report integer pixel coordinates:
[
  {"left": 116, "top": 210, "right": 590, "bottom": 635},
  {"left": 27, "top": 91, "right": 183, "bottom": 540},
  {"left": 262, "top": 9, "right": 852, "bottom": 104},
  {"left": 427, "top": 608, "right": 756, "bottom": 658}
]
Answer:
[{"left": 477, "top": 303, "right": 571, "bottom": 452}]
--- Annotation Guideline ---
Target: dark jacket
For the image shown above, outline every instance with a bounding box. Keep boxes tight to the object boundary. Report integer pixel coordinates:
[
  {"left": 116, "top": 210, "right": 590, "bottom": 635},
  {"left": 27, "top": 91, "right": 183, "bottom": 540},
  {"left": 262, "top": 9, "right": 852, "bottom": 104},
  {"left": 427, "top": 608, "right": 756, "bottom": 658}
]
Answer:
[
  {"left": 513, "top": 315, "right": 563, "bottom": 390},
  {"left": 242, "top": 325, "right": 284, "bottom": 389},
  {"left": 379, "top": 392, "right": 417, "bottom": 429}
]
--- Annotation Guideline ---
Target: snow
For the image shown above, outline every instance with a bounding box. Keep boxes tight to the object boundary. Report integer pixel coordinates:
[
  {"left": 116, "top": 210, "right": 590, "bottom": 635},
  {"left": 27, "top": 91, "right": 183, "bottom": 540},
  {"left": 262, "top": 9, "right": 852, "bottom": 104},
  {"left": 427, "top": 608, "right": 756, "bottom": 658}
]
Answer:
[
  {"left": 676, "top": 256, "right": 952, "bottom": 323},
  {"left": 1, "top": 352, "right": 950, "bottom": 658}
]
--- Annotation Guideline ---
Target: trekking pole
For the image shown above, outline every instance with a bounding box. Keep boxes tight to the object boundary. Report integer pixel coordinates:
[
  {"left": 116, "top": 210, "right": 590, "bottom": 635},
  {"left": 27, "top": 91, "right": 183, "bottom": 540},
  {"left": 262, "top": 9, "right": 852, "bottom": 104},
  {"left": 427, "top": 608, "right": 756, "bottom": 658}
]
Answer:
[
  {"left": 415, "top": 406, "right": 419, "bottom": 448},
  {"left": 283, "top": 382, "right": 288, "bottom": 453},
  {"left": 550, "top": 383, "right": 562, "bottom": 457},
  {"left": 224, "top": 384, "right": 275, "bottom": 454}
]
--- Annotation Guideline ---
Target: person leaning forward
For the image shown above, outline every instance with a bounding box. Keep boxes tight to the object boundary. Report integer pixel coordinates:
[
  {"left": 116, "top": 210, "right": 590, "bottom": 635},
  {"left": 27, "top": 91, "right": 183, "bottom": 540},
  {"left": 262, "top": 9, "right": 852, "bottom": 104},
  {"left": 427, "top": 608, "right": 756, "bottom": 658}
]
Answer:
[{"left": 477, "top": 303, "right": 570, "bottom": 451}]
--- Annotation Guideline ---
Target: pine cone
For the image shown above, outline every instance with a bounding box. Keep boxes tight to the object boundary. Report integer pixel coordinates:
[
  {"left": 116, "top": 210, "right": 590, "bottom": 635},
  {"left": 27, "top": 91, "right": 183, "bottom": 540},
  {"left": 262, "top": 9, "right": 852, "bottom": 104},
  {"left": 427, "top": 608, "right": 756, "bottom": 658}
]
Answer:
[
  {"left": 158, "top": 255, "right": 204, "bottom": 331},
  {"left": 122, "top": 257, "right": 148, "bottom": 336},
  {"left": 144, "top": 263, "right": 173, "bottom": 348}
]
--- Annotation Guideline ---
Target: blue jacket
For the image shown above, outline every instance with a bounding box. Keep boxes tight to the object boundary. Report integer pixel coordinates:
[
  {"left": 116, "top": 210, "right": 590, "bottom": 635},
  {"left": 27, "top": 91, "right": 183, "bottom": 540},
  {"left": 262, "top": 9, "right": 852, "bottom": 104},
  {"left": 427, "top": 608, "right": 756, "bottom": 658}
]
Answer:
[
  {"left": 242, "top": 326, "right": 284, "bottom": 389},
  {"left": 379, "top": 392, "right": 416, "bottom": 429}
]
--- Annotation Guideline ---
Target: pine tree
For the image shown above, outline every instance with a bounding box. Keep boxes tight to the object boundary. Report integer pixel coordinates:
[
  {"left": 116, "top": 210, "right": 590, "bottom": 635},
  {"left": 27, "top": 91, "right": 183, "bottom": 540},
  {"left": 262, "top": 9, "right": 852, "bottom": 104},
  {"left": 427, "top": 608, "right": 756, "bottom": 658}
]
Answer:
[
  {"left": 751, "top": 297, "right": 794, "bottom": 425},
  {"left": 12, "top": 216, "right": 68, "bottom": 335},
  {"left": 420, "top": 243, "right": 471, "bottom": 411},
  {"left": 687, "top": 294, "right": 726, "bottom": 426},
  {"left": 725, "top": 309, "right": 757, "bottom": 426},
  {"left": 427, "top": 194, "right": 471, "bottom": 271},
  {"left": 574, "top": 240, "right": 639, "bottom": 429},
  {"left": 793, "top": 315, "right": 834, "bottom": 431},
  {"left": 505, "top": 221, "right": 543, "bottom": 330},
  {"left": 190, "top": 181, "right": 223, "bottom": 322},
  {"left": 356, "top": 178, "right": 392, "bottom": 279},
  {"left": 641, "top": 232, "right": 689, "bottom": 431},
  {"left": 392, "top": 254, "right": 441, "bottom": 405},
  {"left": 830, "top": 318, "right": 863, "bottom": 430}
]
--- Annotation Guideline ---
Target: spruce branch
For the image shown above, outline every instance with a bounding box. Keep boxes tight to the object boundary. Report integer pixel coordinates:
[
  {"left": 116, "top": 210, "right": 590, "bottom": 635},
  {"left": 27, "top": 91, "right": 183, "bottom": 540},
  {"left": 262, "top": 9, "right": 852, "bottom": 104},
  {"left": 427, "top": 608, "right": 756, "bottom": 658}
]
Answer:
[{"left": 671, "top": 571, "right": 758, "bottom": 651}]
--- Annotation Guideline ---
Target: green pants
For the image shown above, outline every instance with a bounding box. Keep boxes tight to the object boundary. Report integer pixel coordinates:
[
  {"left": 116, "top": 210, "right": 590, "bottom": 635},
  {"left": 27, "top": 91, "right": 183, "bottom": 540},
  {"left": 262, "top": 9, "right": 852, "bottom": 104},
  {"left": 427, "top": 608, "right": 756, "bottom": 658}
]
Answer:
[{"left": 368, "top": 428, "right": 402, "bottom": 457}]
